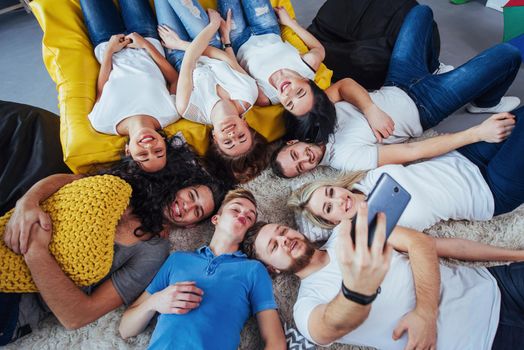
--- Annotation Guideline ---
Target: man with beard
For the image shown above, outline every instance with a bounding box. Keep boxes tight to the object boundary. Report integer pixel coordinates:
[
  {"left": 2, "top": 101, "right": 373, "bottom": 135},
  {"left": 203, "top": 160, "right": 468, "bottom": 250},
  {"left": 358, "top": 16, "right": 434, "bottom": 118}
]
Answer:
[{"left": 243, "top": 203, "right": 524, "bottom": 349}]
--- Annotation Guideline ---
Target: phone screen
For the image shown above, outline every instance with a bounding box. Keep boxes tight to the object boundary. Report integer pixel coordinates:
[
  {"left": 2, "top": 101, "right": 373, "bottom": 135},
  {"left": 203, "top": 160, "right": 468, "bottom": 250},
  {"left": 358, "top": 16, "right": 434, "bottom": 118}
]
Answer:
[{"left": 351, "top": 173, "right": 411, "bottom": 246}]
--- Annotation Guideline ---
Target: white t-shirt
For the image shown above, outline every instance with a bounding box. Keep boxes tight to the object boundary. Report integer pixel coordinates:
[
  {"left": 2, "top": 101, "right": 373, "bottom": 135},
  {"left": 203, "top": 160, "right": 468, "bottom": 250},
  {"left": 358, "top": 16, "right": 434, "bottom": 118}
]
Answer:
[
  {"left": 183, "top": 56, "right": 258, "bottom": 125},
  {"left": 319, "top": 87, "right": 421, "bottom": 171},
  {"left": 237, "top": 33, "right": 316, "bottom": 105},
  {"left": 294, "top": 228, "right": 501, "bottom": 350},
  {"left": 88, "top": 38, "right": 179, "bottom": 134},
  {"left": 353, "top": 151, "right": 495, "bottom": 231}
]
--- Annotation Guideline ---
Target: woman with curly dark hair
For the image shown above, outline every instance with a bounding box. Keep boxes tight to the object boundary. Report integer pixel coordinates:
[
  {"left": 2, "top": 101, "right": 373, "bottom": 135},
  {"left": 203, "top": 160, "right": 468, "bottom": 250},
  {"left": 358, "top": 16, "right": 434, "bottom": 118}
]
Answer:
[{"left": 1, "top": 136, "right": 227, "bottom": 344}]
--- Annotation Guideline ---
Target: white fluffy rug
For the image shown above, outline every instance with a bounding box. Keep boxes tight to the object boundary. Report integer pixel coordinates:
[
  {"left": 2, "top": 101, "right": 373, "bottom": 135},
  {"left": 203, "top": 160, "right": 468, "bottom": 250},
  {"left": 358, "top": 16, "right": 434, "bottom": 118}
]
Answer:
[{"left": 7, "top": 161, "right": 524, "bottom": 350}]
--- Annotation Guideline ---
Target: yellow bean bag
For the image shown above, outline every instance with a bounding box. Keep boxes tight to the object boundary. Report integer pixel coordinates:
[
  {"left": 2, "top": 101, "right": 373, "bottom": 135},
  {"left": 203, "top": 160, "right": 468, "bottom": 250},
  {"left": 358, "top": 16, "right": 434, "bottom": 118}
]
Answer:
[
  {"left": 0, "top": 175, "right": 131, "bottom": 293},
  {"left": 30, "top": 0, "right": 332, "bottom": 174}
]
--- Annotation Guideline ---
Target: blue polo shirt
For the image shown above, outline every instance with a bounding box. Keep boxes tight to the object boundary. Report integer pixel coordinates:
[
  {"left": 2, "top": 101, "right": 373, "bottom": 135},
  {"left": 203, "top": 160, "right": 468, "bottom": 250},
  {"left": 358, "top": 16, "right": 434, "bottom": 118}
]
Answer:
[{"left": 145, "top": 246, "right": 277, "bottom": 350}]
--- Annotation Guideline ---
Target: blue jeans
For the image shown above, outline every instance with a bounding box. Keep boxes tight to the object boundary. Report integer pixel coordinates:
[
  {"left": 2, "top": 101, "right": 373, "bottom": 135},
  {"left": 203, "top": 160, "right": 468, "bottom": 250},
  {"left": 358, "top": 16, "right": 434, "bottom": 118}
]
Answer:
[
  {"left": 488, "top": 262, "right": 524, "bottom": 350},
  {"left": 155, "top": 0, "right": 221, "bottom": 71},
  {"left": 217, "top": 0, "right": 280, "bottom": 53},
  {"left": 385, "top": 5, "right": 522, "bottom": 130},
  {"left": 457, "top": 106, "right": 524, "bottom": 216},
  {"left": 80, "top": 0, "right": 158, "bottom": 47},
  {"left": 0, "top": 293, "right": 21, "bottom": 345}
]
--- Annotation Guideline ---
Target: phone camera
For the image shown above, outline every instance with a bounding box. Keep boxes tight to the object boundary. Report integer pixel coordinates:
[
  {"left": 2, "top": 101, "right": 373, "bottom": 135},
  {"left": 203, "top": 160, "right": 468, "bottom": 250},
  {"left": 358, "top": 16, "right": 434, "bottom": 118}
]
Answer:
[{"left": 394, "top": 187, "right": 399, "bottom": 193}]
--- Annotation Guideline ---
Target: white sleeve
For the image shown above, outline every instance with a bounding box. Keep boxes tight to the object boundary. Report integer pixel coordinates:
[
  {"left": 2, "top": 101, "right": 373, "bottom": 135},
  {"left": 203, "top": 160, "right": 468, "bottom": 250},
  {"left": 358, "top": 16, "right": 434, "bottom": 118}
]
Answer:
[
  {"left": 335, "top": 144, "right": 378, "bottom": 172},
  {"left": 293, "top": 292, "right": 324, "bottom": 345}
]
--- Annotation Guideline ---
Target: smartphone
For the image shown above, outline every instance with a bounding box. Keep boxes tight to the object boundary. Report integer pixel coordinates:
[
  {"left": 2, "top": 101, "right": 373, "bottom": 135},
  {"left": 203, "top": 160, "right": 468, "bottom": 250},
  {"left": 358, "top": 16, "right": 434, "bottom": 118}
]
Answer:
[{"left": 351, "top": 173, "right": 411, "bottom": 246}]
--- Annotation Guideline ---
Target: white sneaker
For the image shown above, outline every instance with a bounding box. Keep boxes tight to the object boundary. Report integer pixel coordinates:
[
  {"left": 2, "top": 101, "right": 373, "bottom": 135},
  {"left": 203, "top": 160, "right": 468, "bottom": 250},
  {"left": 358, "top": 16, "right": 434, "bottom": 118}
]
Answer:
[
  {"left": 466, "top": 96, "right": 521, "bottom": 114},
  {"left": 433, "top": 62, "right": 455, "bottom": 75}
]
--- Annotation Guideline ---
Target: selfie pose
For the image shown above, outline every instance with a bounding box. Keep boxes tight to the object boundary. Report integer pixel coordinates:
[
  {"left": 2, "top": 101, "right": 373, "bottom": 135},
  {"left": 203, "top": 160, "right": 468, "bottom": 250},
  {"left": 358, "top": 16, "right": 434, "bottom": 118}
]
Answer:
[{"left": 244, "top": 204, "right": 524, "bottom": 349}]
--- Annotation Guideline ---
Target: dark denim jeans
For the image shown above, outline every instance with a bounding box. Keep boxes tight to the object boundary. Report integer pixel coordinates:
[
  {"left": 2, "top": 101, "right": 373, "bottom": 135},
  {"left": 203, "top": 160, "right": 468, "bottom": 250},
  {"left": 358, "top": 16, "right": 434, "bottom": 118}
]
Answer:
[
  {"left": 80, "top": 0, "right": 158, "bottom": 47},
  {"left": 385, "top": 5, "right": 522, "bottom": 130},
  {"left": 155, "top": 0, "right": 221, "bottom": 71},
  {"left": 457, "top": 107, "right": 524, "bottom": 216},
  {"left": 0, "top": 293, "right": 21, "bottom": 346},
  {"left": 217, "top": 0, "right": 281, "bottom": 53},
  {"left": 488, "top": 262, "right": 524, "bottom": 350}
]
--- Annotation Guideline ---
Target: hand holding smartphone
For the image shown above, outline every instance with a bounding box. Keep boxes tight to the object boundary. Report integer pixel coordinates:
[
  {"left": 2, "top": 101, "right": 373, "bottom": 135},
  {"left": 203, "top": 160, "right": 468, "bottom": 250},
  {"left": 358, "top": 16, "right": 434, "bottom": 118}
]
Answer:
[{"left": 351, "top": 173, "right": 411, "bottom": 246}]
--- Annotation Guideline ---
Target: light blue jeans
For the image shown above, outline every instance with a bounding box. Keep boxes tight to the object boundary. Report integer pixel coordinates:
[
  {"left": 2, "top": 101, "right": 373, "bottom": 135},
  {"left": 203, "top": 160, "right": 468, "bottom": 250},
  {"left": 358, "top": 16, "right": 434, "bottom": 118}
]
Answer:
[
  {"left": 217, "top": 0, "right": 281, "bottom": 53},
  {"left": 155, "top": 0, "right": 221, "bottom": 71}
]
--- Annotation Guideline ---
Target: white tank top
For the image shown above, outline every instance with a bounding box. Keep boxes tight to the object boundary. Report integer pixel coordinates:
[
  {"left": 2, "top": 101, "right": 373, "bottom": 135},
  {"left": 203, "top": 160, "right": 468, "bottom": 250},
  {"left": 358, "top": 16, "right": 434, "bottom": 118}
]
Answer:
[
  {"left": 88, "top": 38, "right": 179, "bottom": 134},
  {"left": 237, "top": 33, "right": 316, "bottom": 105},
  {"left": 182, "top": 56, "right": 258, "bottom": 125}
]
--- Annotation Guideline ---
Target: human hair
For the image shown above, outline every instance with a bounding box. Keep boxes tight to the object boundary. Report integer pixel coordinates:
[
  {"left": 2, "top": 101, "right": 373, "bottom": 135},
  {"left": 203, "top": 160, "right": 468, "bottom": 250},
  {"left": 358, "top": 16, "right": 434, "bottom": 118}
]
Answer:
[
  {"left": 242, "top": 220, "right": 268, "bottom": 260},
  {"left": 219, "top": 188, "right": 257, "bottom": 214},
  {"left": 206, "top": 128, "right": 270, "bottom": 184},
  {"left": 270, "top": 142, "right": 290, "bottom": 179},
  {"left": 283, "top": 79, "right": 337, "bottom": 144},
  {"left": 97, "top": 135, "right": 228, "bottom": 237},
  {"left": 287, "top": 172, "right": 367, "bottom": 229}
]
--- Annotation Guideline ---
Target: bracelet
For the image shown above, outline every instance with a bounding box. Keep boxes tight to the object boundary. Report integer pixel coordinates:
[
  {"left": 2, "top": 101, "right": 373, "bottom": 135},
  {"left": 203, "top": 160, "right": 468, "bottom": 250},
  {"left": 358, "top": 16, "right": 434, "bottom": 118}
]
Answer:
[
  {"left": 341, "top": 282, "right": 381, "bottom": 305},
  {"left": 223, "top": 43, "right": 232, "bottom": 49}
]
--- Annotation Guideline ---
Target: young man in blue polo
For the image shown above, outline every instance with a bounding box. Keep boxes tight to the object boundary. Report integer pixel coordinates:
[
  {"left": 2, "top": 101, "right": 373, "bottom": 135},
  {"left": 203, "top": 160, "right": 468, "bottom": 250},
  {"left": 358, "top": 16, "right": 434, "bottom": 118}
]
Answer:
[{"left": 119, "top": 188, "right": 286, "bottom": 350}]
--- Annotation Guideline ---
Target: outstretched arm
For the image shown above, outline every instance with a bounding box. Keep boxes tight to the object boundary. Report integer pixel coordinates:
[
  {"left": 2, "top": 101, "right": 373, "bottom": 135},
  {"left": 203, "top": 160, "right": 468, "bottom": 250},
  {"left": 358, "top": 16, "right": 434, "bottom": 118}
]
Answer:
[
  {"left": 388, "top": 226, "right": 439, "bottom": 349},
  {"left": 4, "top": 173, "right": 83, "bottom": 254},
  {"left": 274, "top": 6, "right": 325, "bottom": 71},
  {"left": 308, "top": 204, "right": 393, "bottom": 345},
  {"left": 326, "top": 78, "right": 395, "bottom": 141},
  {"left": 377, "top": 112, "right": 516, "bottom": 166},
  {"left": 23, "top": 224, "right": 123, "bottom": 330},
  {"left": 126, "top": 32, "right": 179, "bottom": 94},
  {"left": 435, "top": 237, "right": 524, "bottom": 262}
]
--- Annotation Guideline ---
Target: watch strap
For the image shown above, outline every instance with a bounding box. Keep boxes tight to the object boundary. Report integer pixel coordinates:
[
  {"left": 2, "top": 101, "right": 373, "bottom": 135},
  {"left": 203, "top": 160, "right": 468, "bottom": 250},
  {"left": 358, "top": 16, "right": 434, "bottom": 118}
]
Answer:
[{"left": 341, "top": 282, "right": 381, "bottom": 305}]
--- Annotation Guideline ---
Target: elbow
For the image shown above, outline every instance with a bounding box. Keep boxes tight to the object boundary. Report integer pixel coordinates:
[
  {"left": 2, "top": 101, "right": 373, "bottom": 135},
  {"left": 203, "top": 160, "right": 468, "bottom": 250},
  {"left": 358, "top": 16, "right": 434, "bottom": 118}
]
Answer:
[
  {"left": 264, "top": 337, "right": 287, "bottom": 350},
  {"left": 318, "top": 46, "right": 326, "bottom": 62},
  {"left": 118, "top": 325, "right": 132, "bottom": 340},
  {"left": 61, "top": 318, "right": 89, "bottom": 331}
]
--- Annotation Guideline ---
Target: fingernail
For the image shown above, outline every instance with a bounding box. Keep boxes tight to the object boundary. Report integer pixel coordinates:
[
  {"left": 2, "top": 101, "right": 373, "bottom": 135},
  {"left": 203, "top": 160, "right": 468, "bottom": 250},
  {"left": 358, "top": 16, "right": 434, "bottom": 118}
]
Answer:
[{"left": 360, "top": 202, "right": 367, "bottom": 208}]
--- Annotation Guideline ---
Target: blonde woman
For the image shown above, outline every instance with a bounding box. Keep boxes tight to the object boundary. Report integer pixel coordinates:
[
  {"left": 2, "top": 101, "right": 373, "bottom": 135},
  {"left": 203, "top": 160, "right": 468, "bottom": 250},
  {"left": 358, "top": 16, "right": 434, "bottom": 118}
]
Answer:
[{"left": 288, "top": 113, "right": 524, "bottom": 260}]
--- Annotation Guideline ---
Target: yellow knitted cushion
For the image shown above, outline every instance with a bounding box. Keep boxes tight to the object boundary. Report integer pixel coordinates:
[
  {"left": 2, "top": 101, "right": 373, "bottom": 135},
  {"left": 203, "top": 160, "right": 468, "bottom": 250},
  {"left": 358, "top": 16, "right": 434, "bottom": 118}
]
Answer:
[
  {"left": 30, "top": 0, "right": 332, "bottom": 173},
  {"left": 0, "top": 175, "right": 132, "bottom": 293}
]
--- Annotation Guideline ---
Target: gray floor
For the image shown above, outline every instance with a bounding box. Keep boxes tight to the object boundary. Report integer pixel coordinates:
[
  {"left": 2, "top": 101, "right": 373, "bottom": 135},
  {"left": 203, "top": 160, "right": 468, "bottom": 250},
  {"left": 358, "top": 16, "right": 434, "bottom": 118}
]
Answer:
[{"left": 0, "top": 0, "right": 523, "bottom": 133}]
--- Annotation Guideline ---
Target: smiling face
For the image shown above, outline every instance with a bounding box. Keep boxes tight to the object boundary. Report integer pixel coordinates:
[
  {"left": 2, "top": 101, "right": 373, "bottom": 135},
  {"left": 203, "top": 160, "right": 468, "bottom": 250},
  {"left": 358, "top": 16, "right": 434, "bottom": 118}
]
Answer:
[
  {"left": 126, "top": 128, "right": 167, "bottom": 172},
  {"left": 212, "top": 116, "right": 253, "bottom": 157},
  {"left": 213, "top": 197, "right": 257, "bottom": 240},
  {"left": 164, "top": 185, "right": 215, "bottom": 227},
  {"left": 271, "top": 69, "right": 314, "bottom": 116},
  {"left": 254, "top": 224, "right": 315, "bottom": 273},
  {"left": 307, "top": 186, "right": 363, "bottom": 225},
  {"left": 275, "top": 141, "right": 325, "bottom": 178}
]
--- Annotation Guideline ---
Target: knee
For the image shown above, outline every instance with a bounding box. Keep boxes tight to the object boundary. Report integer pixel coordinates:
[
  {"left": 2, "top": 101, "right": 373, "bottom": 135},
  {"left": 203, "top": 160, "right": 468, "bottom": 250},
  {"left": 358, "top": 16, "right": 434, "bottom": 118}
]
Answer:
[
  {"left": 409, "top": 4, "right": 434, "bottom": 22},
  {"left": 500, "top": 43, "right": 522, "bottom": 68}
]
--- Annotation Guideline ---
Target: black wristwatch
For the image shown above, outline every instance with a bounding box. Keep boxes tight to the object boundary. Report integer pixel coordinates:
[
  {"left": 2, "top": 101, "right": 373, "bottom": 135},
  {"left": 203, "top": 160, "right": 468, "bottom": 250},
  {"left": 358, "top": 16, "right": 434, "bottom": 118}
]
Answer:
[
  {"left": 223, "top": 42, "right": 232, "bottom": 49},
  {"left": 341, "top": 282, "right": 381, "bottom": 305}
]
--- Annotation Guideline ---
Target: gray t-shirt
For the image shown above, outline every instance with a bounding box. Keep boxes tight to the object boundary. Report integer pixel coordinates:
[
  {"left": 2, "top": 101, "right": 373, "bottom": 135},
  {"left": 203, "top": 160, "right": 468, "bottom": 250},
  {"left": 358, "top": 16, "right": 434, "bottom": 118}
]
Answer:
[{"left": 18, "top": 236, "right": 170, "bottom": 328}]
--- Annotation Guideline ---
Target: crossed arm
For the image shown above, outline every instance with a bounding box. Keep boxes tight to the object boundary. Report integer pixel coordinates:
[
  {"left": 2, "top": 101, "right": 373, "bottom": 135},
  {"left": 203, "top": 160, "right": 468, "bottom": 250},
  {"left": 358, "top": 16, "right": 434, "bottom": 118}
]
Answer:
[
  {"left": 4, "top": 173, "right": 124, "bottom": 329},
  {"left": 95, "top": 33, "right": 179, "bottom": 99}
]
